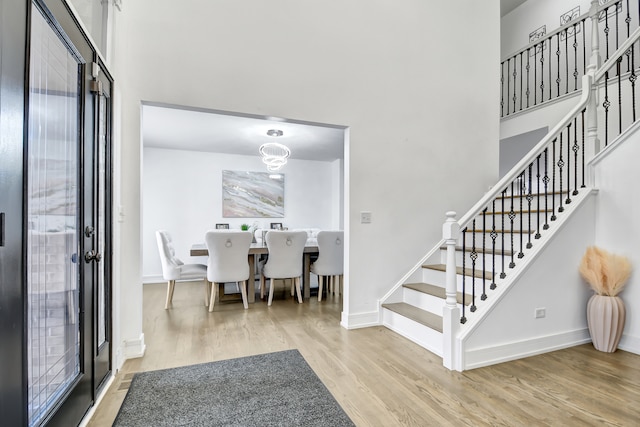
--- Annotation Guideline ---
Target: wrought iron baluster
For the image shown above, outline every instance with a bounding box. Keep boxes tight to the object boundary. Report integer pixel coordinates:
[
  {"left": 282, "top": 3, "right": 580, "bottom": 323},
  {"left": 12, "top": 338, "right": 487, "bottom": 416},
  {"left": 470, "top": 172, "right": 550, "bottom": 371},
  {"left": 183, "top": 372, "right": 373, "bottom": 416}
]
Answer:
[
  {"left": 540, "top": 43, "right": 545, "bottom": 103},
  {"left": 507, "top": 58, "right": 511, "bottom": 116},
  {"left": 631, "top": 41, "right": 637, "bottom": 122},
  {"left": 513, "top": 56, "right": 518, "bottom": 113},
  {"left": 618, "top": 57, "right": 623, "bottom": 135},
  {"left": 481, "top": 208, "right": 488, "bottom": 300},
  {"left": 556, "top": 34, "right": 561, "bottom": 98},
  {"left": 581, "top": 110, "right": 586, "bottom": 188},
  {"left": 527, "top": 163, "right": 533, "bottom": 248},
  {"left": 461, "top": 228, "right": 467, "bottom": 324},
  {"left": 535, "top": 154, "right": 542, "bottom": 239},
  {"left": 604, "top": 71, "right": 610, "bottom": 147},
  {"left": 470, "top": 219, "right": 477, "bottom": 313},
  {"left": 551, "top": 139, "right": 557, "bottom": 221},
  {"left": 518, "top": 172, "right": 524, "bottom": 259},
  {"left": 565, "top": 28, "right": 569, "bottom": 94},
  {"left": 520, "top": 52, "right": 523, "bottom": 111},
  {"left": 626, "top": 0, "right": 631, "bottom": 72},
  {"left": 500, "top": 189, "right": 506, "bottom": 279},
  {"left": 509, "top": 182, "right": 516, "bottom": 269},
  {"left": 550, "top": 36, "right": 553, "bottom": 101},
  {"left": 558, "top": 132, "right": 565, "bottom": 213},
  {"left": 616, "top": 1, "right": 620, "bottom": 52},
  {"left": 490, "top": 200, "right": 498, "bottom": 289},
  {"left": 489, "top": 199, "right": 504, "bottom": 289},
  {"left": 501, "top": 62, "right": 505, "bottom": 117},
  {"left": 526, "top": 49, "right": 531, "bottom": 108},
  {"left": 573, "top": 117, "right": 580, "bottom": 196},
  {"left": 573, "top": 23, "right": 578, "bottom": 91},
  {"left": 605, "top": 7, "right": 611, "bottom": 61},
  {"left": 543, "top": 148, "right": 550, "bottom": 229},
  {"left": 534, "top": 45, "right": 538, "bottom": 105},
  {"left": 565, "top": 123, "right": 572, "bottom": 205}
]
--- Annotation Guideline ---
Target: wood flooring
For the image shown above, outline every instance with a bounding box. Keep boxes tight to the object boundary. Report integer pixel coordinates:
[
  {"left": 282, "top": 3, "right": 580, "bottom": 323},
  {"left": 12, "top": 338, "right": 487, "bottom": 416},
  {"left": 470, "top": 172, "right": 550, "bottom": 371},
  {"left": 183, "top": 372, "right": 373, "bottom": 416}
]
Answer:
[{"left": 87, "top": 281, "right": 640, "bottom": 426}]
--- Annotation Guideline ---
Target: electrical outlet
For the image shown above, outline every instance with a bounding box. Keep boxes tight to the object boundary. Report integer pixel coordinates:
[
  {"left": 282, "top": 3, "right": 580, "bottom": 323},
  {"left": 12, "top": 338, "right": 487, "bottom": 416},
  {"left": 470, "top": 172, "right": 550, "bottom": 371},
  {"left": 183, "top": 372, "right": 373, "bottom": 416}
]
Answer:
[
  {"left": 535, "top": 307, "right": 546, "bottom": 318},
  {"left": 360, "top": 211, "right": 372, "bottom": 224}
]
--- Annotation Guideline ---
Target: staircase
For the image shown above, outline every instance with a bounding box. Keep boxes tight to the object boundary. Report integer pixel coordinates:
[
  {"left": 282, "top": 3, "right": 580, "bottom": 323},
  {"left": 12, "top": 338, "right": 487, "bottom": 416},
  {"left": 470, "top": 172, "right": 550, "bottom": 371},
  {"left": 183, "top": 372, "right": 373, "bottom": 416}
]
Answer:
[
  {"left": 380, "top": 1, "right": 640, "bottom": 371},
  {"left": 382, "top": 190, "right": 573, "bottom": 358}
]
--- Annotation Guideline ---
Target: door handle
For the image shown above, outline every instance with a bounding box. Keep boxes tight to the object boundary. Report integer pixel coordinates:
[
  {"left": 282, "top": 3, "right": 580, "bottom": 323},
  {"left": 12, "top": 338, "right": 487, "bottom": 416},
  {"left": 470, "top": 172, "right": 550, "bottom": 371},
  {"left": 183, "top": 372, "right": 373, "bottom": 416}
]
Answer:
[
  {"left": 0, "top": 212, "right": 4, "bottom": 247},
  {"left": 84, "top": 250, "right": 102, "bottom": 263}
]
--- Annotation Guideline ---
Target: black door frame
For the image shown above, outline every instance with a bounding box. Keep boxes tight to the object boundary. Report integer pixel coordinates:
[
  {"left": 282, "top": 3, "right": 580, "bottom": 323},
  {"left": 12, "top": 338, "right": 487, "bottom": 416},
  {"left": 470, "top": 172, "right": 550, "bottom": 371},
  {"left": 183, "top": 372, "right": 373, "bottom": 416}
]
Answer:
[
  {"left": 0, "top": 0, "right": 29, "bottom": 425},
  {"left": 0, "top": 0, "right": 113, "bottom": 425}
]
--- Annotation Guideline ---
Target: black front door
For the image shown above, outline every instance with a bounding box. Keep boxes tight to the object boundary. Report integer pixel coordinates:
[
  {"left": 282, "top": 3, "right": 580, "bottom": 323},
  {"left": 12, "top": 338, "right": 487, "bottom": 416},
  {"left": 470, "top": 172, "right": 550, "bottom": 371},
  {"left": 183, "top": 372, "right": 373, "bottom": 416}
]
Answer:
[{"left": 24, "top": 1, "right": 112, "bottom": 425}]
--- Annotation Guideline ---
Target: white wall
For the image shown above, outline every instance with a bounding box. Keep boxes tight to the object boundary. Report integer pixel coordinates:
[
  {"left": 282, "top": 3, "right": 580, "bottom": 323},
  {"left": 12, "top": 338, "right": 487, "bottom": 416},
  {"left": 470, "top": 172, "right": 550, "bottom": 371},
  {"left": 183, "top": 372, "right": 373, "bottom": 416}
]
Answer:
[
  {"left": 142, "top": 147, "right": 339, "bottom": 280},
  {"left": 464, "top": 194, "right": 596, "bottom": 369},
  {"left": 592, "top": 129, "right": 640, "bottom": 354},
  {"left": 111, "top": 0, "right": 500, "bottom": 363}
]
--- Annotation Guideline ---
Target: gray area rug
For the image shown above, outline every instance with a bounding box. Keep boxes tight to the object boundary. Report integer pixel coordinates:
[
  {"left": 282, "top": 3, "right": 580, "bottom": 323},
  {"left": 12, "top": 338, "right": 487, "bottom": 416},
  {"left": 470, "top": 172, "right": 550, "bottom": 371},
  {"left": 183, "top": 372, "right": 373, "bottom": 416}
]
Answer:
[{"left": 113, "top": 349, "right": 355, "bottom": 427}]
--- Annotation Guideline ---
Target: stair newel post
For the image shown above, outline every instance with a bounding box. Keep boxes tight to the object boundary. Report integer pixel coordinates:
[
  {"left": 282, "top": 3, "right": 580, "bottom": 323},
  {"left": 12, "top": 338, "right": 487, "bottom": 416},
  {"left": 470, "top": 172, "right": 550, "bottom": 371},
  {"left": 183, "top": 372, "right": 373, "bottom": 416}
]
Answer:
[
  {"left": 584, "top": 72, "right": 599, "bottom": 185},
  {"left": 442, "top": 211, "right": 461, "bottom": 371},
  {"left": 589, "top": 0, "right": 602, "bottom": 73},
  {"left": 586, "top": 2, "right": 602, "bottom": 168}
]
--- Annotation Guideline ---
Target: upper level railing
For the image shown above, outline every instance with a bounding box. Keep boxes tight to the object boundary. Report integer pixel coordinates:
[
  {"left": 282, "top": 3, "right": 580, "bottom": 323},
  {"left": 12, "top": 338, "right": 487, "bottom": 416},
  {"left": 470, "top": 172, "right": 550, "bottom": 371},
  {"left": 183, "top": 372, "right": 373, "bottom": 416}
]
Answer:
[
  {"left": 443, "top": 11, "right": 640, "bottom": 370},
  {"left": 500, "top": 0, "right": 639, "bottom": 118}
]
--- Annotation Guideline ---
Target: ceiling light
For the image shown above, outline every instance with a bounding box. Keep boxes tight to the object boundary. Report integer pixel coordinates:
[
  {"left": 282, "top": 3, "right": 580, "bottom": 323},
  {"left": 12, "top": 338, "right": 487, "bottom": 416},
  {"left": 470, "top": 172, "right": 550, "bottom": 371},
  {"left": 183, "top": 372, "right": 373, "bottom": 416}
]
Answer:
[
  {"left": 259, "top": 142, "right": 290, "bottom": 171},
  {"left": 266, "top": 129, "right": 284, "bottom": 137}
]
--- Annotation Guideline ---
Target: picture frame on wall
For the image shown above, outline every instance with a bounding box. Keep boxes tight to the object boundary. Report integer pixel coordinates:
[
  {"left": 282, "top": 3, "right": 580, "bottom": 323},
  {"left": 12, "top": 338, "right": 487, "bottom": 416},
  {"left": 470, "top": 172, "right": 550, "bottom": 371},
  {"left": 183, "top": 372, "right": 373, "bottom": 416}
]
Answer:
[
  {"left": 215, "top": 223, "right": 229, "bottom": 229},
  {"left": 222, "top": 170, "right": 285, "bottom": 218},
  {"left": 270, "top": 223, "right": 283, "bottom": 230}
]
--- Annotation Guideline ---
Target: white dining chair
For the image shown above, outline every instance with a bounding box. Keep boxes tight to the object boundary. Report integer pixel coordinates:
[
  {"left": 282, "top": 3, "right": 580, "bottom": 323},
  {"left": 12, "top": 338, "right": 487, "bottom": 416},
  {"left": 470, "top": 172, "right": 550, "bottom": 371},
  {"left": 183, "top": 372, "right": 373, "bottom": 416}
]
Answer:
[
  {"left": 204, "top": 230, "right": 253, "bottom": 311},
  {"left": 156, "top": 230, "right": 208, "bottom": 309},
  {"left": 260, "top": 230, "right": 307, "bottom": 306},
  {"left": 311, "top": 231, "right": 344, "bottom": 301}
]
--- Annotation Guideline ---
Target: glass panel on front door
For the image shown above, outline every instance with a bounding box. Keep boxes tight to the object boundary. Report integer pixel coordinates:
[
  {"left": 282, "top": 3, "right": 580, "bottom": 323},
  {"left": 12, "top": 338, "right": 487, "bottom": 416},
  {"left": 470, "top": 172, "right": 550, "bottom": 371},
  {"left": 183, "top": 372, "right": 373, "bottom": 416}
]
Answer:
[
  {"left": 97, "top": 93, "right": 107, "bottom": 348},
  {"left": 26, "top": 5, "right": 82, "bottom": 426}
]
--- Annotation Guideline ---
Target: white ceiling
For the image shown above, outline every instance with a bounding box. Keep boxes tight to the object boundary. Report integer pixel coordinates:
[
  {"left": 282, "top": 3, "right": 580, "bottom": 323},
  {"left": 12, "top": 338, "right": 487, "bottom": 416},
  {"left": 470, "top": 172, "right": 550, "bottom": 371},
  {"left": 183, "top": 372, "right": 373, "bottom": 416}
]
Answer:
[{"left": 142, "top": 104, "right": 345, "bottom": 162}]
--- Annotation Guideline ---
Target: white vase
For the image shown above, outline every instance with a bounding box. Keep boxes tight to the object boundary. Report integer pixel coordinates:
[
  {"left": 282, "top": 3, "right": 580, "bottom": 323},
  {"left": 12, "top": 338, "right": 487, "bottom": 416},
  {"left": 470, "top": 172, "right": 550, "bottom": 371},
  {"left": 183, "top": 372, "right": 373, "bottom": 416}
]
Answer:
[{"left": 586, "top": 294, "right": 626, "bottom": 353}]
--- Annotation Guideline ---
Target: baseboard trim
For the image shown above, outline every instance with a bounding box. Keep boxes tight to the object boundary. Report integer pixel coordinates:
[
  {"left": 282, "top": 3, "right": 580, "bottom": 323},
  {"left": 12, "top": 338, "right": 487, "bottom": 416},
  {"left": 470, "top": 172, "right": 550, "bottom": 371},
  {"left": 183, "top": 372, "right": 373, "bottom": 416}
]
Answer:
[
  {"left": 464, "top": 328, "right": 591, "bottom": 370},
  {"left": 121, "top": 333, "right": 146, "bottom": 362},
  {"left": 341, "top": 310, "right": 379, "bottom": 329},
  {"left": 619, "top": 333, "right": 640, "bottom": 355},
  {"left": 143, "top": 275, "right": 164, "bottom": 284}
]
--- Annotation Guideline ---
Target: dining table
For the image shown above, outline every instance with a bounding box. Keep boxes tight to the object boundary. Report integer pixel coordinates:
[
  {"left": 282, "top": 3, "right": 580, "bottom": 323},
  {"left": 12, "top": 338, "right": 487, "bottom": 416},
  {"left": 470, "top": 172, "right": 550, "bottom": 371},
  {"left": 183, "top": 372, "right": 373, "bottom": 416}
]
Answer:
[{"left": 190, "top": 242, "right": 319, "bottom": 303}]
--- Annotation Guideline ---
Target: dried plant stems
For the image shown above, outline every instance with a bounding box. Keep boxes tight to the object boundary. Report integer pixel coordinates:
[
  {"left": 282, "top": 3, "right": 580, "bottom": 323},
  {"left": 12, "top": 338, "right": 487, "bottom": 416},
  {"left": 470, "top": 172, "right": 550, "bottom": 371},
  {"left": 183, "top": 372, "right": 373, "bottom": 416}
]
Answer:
[{"left": 579, "top": 246, "right": 632, "bottom": 296}]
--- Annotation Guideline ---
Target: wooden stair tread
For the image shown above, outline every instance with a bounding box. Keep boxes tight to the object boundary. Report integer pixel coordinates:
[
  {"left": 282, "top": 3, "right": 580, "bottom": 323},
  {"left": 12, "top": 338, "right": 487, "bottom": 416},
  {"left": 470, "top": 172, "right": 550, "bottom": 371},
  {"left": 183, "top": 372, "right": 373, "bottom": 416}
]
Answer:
[
  {"left": 403, "top": 282, "right": 471, "bottom": 306},
  {"left": 382, "top": 302, "right": 443, "bottom": 332},
  {"left": 466, "top": 229, "right": 534, "bottom": 234},
  {"left": 495, "top": 191, "right": 564, "bottom": 199},
  {"left": 439, "top": 245, "right": 514, "bottom": 256},
  {"left": 484, "top": 209, "right": 553, "bottom": 215},
  {"left": 421, "top": 264, "right": 494, "bottom": 279}
]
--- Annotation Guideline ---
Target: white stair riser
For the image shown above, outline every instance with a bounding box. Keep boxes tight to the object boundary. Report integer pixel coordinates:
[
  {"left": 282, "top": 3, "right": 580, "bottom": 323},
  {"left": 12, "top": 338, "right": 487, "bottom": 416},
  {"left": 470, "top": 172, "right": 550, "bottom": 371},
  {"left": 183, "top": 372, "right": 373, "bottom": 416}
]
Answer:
[
  {"left": 382, "top": 309, "right": 443, "bottom": 357},
  {"left": 402, "top": 287, "right": 464, "bottom": 315}
]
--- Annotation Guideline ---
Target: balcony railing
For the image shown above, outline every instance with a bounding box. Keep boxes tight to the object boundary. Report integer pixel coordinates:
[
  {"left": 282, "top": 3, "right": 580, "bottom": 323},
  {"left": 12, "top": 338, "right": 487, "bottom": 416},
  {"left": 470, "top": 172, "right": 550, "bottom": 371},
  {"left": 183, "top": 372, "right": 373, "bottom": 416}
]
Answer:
[{"left": 500, "top": 0, "right": 639, "bottom": 118}]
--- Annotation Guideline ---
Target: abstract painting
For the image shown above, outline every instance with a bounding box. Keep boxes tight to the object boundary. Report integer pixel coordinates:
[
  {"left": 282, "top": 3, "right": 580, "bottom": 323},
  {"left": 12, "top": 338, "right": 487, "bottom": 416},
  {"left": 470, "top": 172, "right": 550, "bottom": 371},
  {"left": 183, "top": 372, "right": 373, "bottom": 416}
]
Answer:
[{"left": 222, "top": 170, "right": 284, "bottom": 218}]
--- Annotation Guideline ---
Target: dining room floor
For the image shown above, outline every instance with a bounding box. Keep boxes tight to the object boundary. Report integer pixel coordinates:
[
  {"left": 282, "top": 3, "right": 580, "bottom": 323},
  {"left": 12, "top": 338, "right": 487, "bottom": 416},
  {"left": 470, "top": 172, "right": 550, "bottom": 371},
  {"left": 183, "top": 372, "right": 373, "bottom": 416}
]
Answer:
[{"left": 86, "top": 280, "right": 640, "bottom": 426}]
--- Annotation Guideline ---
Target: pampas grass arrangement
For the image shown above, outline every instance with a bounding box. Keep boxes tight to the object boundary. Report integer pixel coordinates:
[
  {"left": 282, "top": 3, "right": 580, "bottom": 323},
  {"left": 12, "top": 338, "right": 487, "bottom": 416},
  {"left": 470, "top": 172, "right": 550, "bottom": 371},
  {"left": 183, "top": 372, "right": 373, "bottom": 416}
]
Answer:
[{"left": 579, "top": 246, "right": 632, "bottom": 296}]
